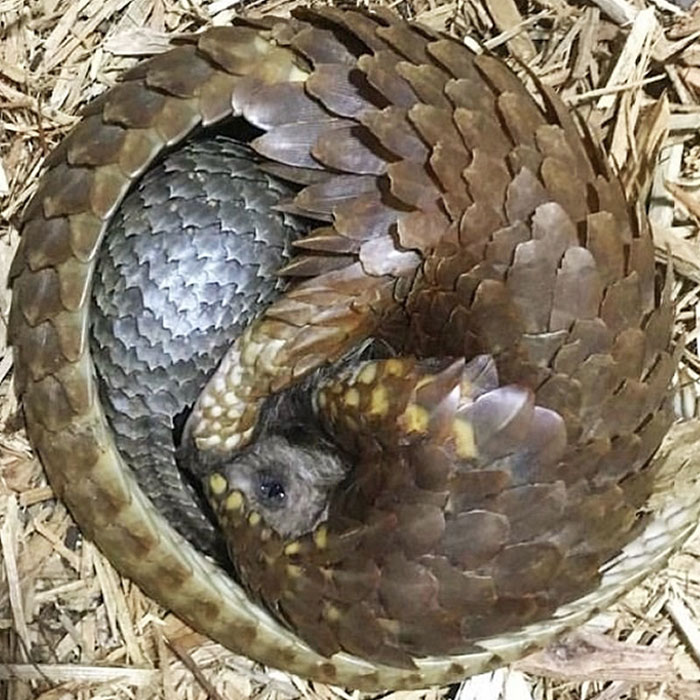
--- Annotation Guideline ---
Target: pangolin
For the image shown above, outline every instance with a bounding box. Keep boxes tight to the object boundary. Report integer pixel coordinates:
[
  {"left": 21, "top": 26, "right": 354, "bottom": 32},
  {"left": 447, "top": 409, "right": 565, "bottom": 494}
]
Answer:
[{"left": 9, "top": 6, "right": 700, "bottom": 690}]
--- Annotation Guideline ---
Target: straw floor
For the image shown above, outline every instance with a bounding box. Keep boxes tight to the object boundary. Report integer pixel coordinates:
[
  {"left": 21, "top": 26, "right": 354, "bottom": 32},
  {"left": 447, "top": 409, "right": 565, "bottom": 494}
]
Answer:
[{"left": 3, "top": 0, "right": 700, "bottom": 698}]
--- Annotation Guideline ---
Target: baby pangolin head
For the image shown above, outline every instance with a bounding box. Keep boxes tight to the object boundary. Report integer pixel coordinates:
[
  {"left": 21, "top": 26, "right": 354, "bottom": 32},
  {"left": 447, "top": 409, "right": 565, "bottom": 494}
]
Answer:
[{"left": 216, "top": 432, "right": 348, "bottom": 539}]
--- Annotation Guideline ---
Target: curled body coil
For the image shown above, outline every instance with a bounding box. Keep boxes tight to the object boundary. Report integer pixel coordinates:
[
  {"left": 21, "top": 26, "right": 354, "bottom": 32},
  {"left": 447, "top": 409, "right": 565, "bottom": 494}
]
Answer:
[{"left": 9, "top": 7, "right": 700, "bottom": 690}]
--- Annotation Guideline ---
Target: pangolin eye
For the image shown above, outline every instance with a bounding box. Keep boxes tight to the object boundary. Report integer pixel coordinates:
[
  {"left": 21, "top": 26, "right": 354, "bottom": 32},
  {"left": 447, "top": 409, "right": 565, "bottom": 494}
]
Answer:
[{"left": 257, "top": 473, "right": 287, "bottom": 509}]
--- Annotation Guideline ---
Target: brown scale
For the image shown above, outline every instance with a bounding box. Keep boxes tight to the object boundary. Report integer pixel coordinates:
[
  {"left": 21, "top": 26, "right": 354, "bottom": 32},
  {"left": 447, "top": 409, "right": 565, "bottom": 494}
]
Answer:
[{"left": 9, "top": 5, "right": 696, "bottom": 690}]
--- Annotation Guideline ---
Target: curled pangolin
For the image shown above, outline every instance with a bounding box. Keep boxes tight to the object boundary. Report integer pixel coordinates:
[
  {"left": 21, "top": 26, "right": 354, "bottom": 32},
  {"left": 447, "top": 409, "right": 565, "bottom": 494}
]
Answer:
[{"left": 9, "top": 5, "right": 700, "bottom": 690}]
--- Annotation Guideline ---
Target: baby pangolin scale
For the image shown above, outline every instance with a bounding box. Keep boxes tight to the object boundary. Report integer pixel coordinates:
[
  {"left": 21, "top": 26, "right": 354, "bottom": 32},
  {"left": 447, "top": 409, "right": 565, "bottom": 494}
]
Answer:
[{"left": 9, "top": 6, "right": 700, "bottom": 690}]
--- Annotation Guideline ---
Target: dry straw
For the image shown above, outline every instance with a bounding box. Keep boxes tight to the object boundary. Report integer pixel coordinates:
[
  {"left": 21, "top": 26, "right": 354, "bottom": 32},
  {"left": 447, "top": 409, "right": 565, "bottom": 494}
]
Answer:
[{"left": 2, "top": 1, "right": 700, "bottom": 698}]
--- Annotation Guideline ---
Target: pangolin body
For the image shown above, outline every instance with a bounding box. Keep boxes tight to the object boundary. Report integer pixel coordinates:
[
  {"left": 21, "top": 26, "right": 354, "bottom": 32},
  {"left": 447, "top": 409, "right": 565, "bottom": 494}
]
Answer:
[
  {"left": 90, "top": 137, "right": 306, "bottom": 557},
  {"left": 9, "top": 6, "right": 700, "bottom": 690}
]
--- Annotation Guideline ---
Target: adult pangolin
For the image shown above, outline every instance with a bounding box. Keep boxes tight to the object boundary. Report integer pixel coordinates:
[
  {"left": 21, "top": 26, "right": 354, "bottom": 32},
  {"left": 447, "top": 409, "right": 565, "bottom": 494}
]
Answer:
[{"left": 9, "top": 5, "right": 700, "bottom": 690}]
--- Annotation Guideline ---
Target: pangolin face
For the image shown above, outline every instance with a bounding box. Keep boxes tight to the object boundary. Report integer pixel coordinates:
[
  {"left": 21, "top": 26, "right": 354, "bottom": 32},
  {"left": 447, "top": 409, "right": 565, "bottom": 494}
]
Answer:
[
  {"left": 217, "top": 433, "right": 348, "bottom": 539},
  {"left": 180, "top": 358, "right": 363, "bottom": 542}
]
